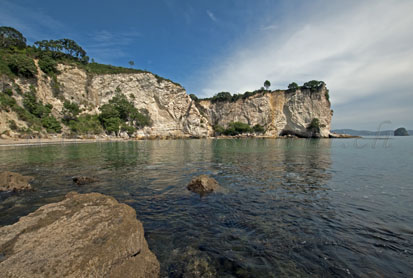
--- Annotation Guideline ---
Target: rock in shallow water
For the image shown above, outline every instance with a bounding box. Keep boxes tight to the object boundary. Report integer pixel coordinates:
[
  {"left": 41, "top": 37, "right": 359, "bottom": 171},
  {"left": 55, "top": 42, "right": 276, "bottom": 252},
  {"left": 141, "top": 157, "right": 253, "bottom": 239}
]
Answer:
[
  {"left": 0, "top": 171, "right": 33, "bottom": 192},
  {"left": 187, "top": 175, "right": 220, "bottom": 195},
  {"left": 72, "top": 176, "right": 99, "bottom": 185},
  {"left": 0, "top": 192, "right": 160, "bottom": 278}
]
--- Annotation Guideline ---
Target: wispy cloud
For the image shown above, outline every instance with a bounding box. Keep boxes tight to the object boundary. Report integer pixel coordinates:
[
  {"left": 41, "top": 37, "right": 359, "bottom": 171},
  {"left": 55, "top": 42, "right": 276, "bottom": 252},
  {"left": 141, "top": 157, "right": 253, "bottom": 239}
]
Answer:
[
  {"left": 196, "top": 0, "right": 413, "bottom": 129},
  {"left": 0, "top": 0, "right": 65, "bottom": 42},
  {"left": 206, "top": 10, "right": 218, "bottom": 22}
]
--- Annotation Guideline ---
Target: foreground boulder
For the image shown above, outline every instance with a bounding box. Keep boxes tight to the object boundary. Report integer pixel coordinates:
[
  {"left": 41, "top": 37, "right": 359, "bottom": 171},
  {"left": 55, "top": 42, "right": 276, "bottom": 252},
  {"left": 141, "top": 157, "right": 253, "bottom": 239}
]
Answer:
[
  {"left": 0, "top": 192, "right": 160, "bottom": 278},
  {"left": 187, "top": 175, "right": 220, "bottom": 195},
  {"left": 0, "top": 171, "right": 33, "bottom": 192},
  {"left": 72, "top": 176, "right": 99, "bottom": 185}
]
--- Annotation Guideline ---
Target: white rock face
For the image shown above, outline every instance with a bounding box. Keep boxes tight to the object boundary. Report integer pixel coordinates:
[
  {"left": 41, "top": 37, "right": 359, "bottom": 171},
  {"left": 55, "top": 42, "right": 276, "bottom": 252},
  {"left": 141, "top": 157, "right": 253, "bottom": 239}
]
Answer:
[
  {"left": 199, "top": 86, "right": 332, "bottom": 137},
  {"left": 1, "top": 63, "right": 332, "bottom": 138}
]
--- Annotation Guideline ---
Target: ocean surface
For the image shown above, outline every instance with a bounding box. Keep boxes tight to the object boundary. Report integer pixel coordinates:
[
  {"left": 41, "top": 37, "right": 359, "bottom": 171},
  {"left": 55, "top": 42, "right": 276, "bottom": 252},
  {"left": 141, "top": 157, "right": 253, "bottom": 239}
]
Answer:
[{"left": 0, "top": 137, "right": 412, "bottom": 277}]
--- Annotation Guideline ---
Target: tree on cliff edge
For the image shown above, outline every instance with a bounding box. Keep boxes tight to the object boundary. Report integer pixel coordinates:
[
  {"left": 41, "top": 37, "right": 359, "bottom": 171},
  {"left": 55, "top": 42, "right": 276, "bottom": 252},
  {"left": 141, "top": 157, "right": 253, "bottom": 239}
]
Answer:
[
  {"left": 264, "top": 80, "right": 271, "bottom": 90},
  {"left": 0, "top": 26, "right": 27, "bottom": 49}
]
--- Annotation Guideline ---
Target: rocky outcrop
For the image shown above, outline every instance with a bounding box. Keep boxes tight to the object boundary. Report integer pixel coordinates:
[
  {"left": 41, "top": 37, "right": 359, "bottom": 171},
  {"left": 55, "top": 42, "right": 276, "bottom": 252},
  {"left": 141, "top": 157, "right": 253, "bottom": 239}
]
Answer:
[
  {"left": 0, "top": 171, "right": 33, "bottom": 192},
  {"left": 187, "top": 175, "right": 220, "bottom": 195},
  {"left": 0, "top": 192, "right": 160, "bottom": 278},
  {"left": 199, "top": 85, "right": 332, "bottom": 138}
]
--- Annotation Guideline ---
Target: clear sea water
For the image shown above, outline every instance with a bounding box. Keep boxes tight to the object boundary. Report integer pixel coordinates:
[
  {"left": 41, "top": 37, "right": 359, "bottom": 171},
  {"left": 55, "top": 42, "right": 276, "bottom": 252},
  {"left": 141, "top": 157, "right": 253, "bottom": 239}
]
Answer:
[{"left": 0, "top": 137, "right": 412, "bottom": 277}]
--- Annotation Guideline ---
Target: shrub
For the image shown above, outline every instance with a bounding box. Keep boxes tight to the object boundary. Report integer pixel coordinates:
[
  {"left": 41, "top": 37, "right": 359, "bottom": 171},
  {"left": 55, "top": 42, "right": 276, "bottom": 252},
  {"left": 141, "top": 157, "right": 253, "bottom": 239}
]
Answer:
[
  {"left": 4, "top": 88, "right": 12, "bottom": 96},
  {"left": 189, "top": 94, "right": 198, "bottom": 102},
  {"left": 0, "top": 91, "right": 17, "bottom": 111},
  {"left": 23, "top": 92, "right": 51, "bottom": 118},
  {"left": 121, "top": 123, "right": 136, "bottom": 136},
  {"left": 7, "top": 54, "right": 37, "bottom": 78},
  {"left": 62, "top": 100, "right": 80, "bottom": 123},
  {"left": 41, "top": 115, "right": 62, "bottom": 133},
  {"left": 308, "top": 118, "right": 320, "bottom": 131},
  {"left": 223, "top": 122, "right": 253, "bottom": 136},
  {"left": 8, "top": 120, "right": 18, "bottom": 130},
  {"left": 253, "top": 124, "right": 265, "bottom": 133},
  {"left": 325, "top": 90, "right": 330, "bottom": 101},
  {"left": 302, "top": 80, "right": 325, "bottom": 92},
  {"left": 213, "top": 125, "right": 225, "bottom": 135},
  {"left": 38, "top": 55, "right": 58, "bottom": 75},
  {"left": 69, "top": 114, "right": 103, "bottom": 134}
]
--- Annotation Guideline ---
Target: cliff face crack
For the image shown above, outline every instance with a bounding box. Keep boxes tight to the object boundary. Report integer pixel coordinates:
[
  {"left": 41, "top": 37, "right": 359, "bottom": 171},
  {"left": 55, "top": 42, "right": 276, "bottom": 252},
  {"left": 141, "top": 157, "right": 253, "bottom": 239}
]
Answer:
[{"left": 131, "top": 250, "right": 141, "bottom": 257}]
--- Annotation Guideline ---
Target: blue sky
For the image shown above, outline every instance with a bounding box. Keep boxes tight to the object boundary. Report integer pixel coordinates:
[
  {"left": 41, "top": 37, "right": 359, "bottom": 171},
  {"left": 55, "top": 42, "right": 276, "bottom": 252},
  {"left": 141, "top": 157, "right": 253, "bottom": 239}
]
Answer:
[{"left": 1, "top": 0, "right": 412, "bottom": 130}]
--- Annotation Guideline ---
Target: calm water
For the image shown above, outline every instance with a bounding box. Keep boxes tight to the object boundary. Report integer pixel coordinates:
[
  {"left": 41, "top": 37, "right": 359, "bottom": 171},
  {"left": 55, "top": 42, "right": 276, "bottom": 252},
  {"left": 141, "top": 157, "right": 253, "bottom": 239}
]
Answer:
[{"left": 0, "top": 138, "right": 412, "bottom": 277}]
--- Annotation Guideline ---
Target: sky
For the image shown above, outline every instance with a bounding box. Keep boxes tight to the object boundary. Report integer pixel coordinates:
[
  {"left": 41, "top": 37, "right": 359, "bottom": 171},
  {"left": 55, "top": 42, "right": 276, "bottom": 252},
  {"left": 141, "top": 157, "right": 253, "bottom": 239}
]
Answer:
[{"left": 1, "top": 0, "right": 412, "bottom": 130}]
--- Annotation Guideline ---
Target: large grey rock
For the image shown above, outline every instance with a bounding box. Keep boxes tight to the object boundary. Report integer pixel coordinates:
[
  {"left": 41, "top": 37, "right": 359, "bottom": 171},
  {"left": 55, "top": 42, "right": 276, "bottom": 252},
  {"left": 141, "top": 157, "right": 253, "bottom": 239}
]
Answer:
[
  {"left": 0, "top": 192, "right": 160, "bottom": 278},
  {"left": 187, "top": 175, "right": 220, "bottom": 195},
  {"left": 0, "top": 171, "right": 33, "bottom": 192}
]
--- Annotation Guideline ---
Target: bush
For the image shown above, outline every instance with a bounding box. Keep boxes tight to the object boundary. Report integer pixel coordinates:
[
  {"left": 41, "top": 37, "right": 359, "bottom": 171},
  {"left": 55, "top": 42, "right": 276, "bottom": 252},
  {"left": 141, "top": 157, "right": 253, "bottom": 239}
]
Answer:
[
  {"left": 325, "top": 90, "right": 330, "bottom": 101},
  {"left": 253, "top": 124, "right": 265, "bottom": 133},
  {"left": 8, "top": 120, "right": 18, "bottom": 130},
  {"left": 302, "top": 80, "right": 325, "bottom": 92},
  {"left": 189, "top": 94, "right": 198, "bottom": 102},
  {"left": 223, "top": 122, "right": 253, "bottom": 136},
  {"left": 69, "top": 114, "right": 103, "bottom": 134},
  {"left": 23, "top": 92, "right": 51, "bottom": 118},
  {"left": 41, "top": 115, "right": 62, "bottom": 133},
  {"left": 308, "top": 118, "right": 320, "bottom": 131},
  {"left": 38, "top": 55, "right": 58, "bottom": 75},
  {"left": 7, "top": 54, "right": 37, "bottom": 78},
  {"left": 0, "top": 91, "right": 17, "bottom": 111},
  {"left": 62, "top": 100, "right": 80, "bottom": 123},
  {"left": 213, "top": 125, "right": 225, "bottom": 135},
  {"left": 121, "top": 123, "right": 136, "bottom": 136}
]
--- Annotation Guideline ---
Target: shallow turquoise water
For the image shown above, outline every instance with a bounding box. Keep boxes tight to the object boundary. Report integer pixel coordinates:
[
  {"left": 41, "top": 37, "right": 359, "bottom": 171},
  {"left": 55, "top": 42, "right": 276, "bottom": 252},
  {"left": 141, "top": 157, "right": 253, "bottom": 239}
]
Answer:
[{"left": 0, "top": 138, "right": 412, "bottom": 277}]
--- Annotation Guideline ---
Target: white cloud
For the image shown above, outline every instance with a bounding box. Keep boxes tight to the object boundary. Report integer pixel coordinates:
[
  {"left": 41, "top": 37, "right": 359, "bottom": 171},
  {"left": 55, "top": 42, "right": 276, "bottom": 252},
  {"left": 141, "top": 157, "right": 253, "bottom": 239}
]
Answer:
[
  {"left": 196, "top": 0, "right": 413, "bottom": 129},
  {"left": 206, "top": 10, "right": 217, "bottom": 22}
]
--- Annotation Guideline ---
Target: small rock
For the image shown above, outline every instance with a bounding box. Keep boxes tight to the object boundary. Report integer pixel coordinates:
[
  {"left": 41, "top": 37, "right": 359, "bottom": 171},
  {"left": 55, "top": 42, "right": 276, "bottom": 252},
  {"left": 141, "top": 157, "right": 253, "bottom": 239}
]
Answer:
[
  {"left": 72, "top": 176, "right": 99, "bottom": 185},
  {"left": 0, "top": 192, "right": 160, "bottom": 277},
  {"left": 0, "top": 171, "right": 33, "bottom": 192},
  {"left": 187, "top": 175, "right": 220, "bottom": 195}
]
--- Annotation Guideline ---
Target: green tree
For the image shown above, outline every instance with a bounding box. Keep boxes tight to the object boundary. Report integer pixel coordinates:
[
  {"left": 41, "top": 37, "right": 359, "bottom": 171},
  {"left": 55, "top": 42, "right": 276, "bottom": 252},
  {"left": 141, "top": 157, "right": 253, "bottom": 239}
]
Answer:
[
  {"left": 189, "top": 94, "right": 198, "bottom": 102},
  {"left": 288, "top": 82, "right": 299, "bottom": 91},
  {"left": 128, "top": 61, "right": 135, "bottom": 67},
  {"left": 62, "top": 101, "right": 80, "bottom": 123},
  {"left": 264, "top": 80, "right": 271, "bottom": 90},
  {"left": 0, "top": 26, "right": 27, "bottom": 49},
  {"left": 7, "top": 54, "right": 37, "bottom": 78}
]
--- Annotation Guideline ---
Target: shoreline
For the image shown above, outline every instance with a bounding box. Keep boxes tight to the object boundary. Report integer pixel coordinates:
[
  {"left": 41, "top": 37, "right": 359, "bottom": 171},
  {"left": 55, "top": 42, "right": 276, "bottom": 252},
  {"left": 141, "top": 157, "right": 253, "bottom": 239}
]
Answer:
[{"left": 0, "top": 134, "right": 362, "bottom": 147}]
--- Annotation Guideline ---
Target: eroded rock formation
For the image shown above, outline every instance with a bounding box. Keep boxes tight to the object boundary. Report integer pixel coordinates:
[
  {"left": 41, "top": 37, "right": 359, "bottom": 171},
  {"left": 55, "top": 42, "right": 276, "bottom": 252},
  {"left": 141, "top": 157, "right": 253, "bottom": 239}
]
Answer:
[{"left": 0, "top": 192, "right": 160, "bottom": 278}]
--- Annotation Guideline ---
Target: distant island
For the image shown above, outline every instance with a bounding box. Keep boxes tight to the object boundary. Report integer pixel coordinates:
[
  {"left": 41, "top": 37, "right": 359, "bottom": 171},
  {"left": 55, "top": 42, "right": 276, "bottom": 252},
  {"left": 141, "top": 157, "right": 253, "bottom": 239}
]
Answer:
[
  {"left": 332, "top": 129, "right": 413, "bottom": 136},
  {"left": 394, "top": 127, "right": 409, "bottom": 136}
]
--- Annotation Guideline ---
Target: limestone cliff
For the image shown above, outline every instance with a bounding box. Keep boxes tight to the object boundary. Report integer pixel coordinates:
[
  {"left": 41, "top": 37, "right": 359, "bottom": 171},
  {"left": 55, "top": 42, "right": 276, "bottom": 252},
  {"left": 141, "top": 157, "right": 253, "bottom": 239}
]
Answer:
[
  {"left": 0, "top": 62, "right": 332, "bottom": 138},
  {"left": 199, "top": 85, "right": 332, "bottom": 138}
]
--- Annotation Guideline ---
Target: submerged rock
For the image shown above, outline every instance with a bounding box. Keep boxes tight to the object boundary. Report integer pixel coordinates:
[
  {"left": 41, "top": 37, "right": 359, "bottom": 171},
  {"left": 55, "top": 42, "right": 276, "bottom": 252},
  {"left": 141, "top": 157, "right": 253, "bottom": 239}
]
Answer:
[
  {"left": 168, "top": 247, "right": 217, "bottom": 278},
  {"left": 187, "top": 175, "right": 220, "bottom": 195},
  {"left": 72, "top": 176, "right": 99, "bottom": 185},
  {"left": 0, "top": 192, "right": 160, "bottom": 278},
  {"left": 0, "top": 171, "right": 33, "bottom": 192}
]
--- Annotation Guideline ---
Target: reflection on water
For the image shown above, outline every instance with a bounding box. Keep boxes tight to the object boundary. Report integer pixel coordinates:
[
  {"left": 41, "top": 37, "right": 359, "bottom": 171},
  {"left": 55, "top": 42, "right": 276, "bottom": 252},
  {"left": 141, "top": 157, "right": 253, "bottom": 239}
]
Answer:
[{"left": 0, "top": 138, "right": 412, "bottom": 277}]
